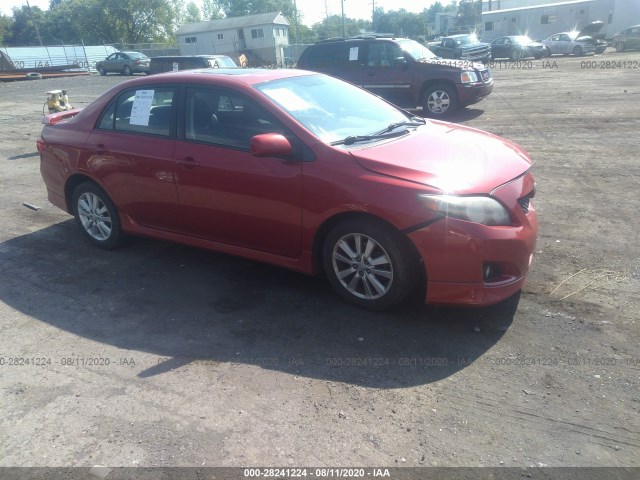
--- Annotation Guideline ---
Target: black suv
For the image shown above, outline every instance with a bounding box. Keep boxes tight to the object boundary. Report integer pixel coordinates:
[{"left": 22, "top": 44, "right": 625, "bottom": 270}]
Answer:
[{"left": 297, "top": 35, "right": 493, "bottom": 117}]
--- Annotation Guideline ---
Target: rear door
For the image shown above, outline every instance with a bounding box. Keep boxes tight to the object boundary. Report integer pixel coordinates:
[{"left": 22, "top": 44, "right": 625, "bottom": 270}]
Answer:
[
  {"left": 173, "top": 86, "right": 303, "bottom": 257},
  {"left": 300, "top": 42, "right": 364, "bottom": 87},
  {"left": 86, "top": 86, "right": 180, "bottom": 231},
  {"left": 491, "top": 37, "right": 507, "bottom": 58}
]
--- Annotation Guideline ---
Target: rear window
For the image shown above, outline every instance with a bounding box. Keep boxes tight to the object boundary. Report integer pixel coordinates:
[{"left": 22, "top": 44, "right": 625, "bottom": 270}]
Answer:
[{"left": 97, "top": 87, "right": 175, "bottom": 137}]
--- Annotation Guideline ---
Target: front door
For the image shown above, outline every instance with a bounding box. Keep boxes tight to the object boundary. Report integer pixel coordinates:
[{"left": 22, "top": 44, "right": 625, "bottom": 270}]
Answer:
[
  {"left": 174, "top": 86, "right": 303, "bottom": 257},
  {"left": 361, "top": 42, "right": 413, "bottom": 108}
]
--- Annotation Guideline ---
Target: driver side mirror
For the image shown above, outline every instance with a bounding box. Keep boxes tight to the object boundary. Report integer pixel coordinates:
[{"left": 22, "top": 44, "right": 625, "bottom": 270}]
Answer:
[
  {"left": 250, "top": 133, "right": 293, "bottom": 158},
  {"left": 394, "top": 56, "right": 407, "bottom": 66}
]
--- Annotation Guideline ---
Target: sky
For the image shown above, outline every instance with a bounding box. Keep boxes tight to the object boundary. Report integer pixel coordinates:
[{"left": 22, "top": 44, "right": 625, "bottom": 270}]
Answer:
[{"left": 1, "top": 0, "right": 445, "bottom": 26}]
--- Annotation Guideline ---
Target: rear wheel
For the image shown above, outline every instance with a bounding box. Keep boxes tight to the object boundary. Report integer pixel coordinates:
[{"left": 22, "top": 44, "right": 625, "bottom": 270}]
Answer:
[
  {"left": 123, "top": 65, "right": 132, "bottom": 75},
  {"left": 573, "top": 46, "right": 583, "bottom": 56},
  {"left": 422, "top": 84, "right": 458, "bottom": 118},
  {"left": 72, "top": 183, "right": 124, "bottom": 249},
  {"left": 323, "top": 219, "right": 418, "bottom": 310},
  {"left": 615, "top": 41, "right": 625, "bottom": 52}
]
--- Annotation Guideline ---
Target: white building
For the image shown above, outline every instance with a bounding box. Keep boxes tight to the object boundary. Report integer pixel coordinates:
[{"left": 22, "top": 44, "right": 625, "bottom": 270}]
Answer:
[
  {"left": 481, "top": 0, "right": 640, "bottom": 41},
  {"left": 175, "top": 12, "right": 290, "bottom": 65}
]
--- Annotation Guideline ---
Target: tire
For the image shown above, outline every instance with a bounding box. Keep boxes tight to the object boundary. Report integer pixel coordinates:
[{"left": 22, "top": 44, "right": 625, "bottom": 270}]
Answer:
[
  {"left": 615, "top": 41, "right": 625, "bottom": 52},
  {"left": 322, "top": 219, "right": 418, "bottom": 310},
  {"left": 573, "top": 46, "right": 583, "bottom": 56},
  {"left": 72, "top": 182, "right": 124, "bottom": 249},
  {"left": 510, "top": 49, "right": 522, "bottom": 61},
  {"left": 543, "top": 47, "right": 551, "bottom": 58},
  {"left": 124, "top": 65, "right": 132, "bottom": 76},
  {"left": 422, "top": 84, "right": 458, "bottom": 118},
  {"left": 98, "top": 66, "right": 106, "bottom": 76}
]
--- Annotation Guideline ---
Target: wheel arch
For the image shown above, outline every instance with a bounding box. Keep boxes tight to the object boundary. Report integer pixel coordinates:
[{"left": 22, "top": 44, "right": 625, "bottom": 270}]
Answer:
[
  {"left": 420, "top": 79, "right": 457, "bottom": 102},
  {"left": 311, "top": 211, "right": 423, "bottom": 275},
  {"left": 64, "top": 174, "right": 100, "bottom": 213}
]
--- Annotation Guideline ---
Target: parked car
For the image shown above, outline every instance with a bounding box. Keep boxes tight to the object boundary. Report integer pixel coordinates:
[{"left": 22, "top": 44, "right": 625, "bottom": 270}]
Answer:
[
  {"left": 296, "top": 35, "right": 493, "bottom": 118},
  {"left": 37, "top": 69, "right": 537, "bottom": 310},
  {"left": 96, "top": 51, "right": 150, "bottom": 76},
  {"left": 611, "top": 25, "right": 640, "bottom": 52},
  {"left": 542, "top": 22, "right": 606, "bottom": 56},
  {"left": 149, "top": 55, "right": 237, "bottom": 74},
  {"left": 428, "top": 34, "right": 491, "bottom": 63},
  {"left": 490, "top": 36, "right": 547, "bottom": 60}
]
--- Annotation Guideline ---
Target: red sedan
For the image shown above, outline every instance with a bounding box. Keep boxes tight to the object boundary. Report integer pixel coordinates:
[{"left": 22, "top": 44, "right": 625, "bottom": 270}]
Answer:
[{"left": 38, "top": 69, "right": 537, "bottom": 310}]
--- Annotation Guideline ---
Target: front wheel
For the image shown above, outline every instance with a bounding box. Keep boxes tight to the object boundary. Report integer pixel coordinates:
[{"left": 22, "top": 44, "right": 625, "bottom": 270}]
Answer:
[
  {"left": 615, "top": 41, "right": 625, "bottom": 52},
  {"left": 72, "top": 183, "right": 124, "bottom": 249},
  {"left": 573, "top": 46, "right": 583, "bottom": 56},
  {"left": 422, "top": 84, "right": 458, "bottom": 118},
  {"left": 97, "top": 66, "right": 106, "bottom": 76},
  {"left": 323, "top": 219, "right": 418, "bottom": 310},
  {"left": 510, "top": 49, "right": 522, "bottom": 61}
]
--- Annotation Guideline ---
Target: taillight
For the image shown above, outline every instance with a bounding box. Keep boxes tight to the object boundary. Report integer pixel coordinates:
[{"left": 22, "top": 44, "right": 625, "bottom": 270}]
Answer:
[{"left": 36, "top": 138, "right": 45, "bottom": 152}]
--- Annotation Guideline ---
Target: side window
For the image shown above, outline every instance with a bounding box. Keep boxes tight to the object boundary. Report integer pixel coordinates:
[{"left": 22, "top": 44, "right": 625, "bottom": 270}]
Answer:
[
  {"left": 367, "top": 43, "right": 389, "bottom": 67},
  {"left": 97, "top": 101, "right": 116, "bottom": 130},
  {"left": 305, "top": 43, "right": 353, "bottom": 69},
  {"left": 107, "top": 87, "right": 175, "bottom": 136},
  {"left": 560, "top": 34, "right": 570, "bottom": 42},
  {"left": 184, "top": 87, "right": 286, "bottom": 150}
]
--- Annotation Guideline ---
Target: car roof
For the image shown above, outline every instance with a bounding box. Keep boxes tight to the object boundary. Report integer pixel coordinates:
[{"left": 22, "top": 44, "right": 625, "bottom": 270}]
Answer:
[
  {"left": 120, "top": 68, "right": 316, "bottom": 86},
  {"left": 315, "top": 35, "right": 407, "bottom": 44}
]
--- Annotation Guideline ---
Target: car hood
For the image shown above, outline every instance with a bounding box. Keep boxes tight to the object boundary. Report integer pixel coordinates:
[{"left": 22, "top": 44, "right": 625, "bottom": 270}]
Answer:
[
  {"left": 349, "top": 121, "right": 532, "bottom": 194},
  {"left": 577, "top": 21, "right": 604, "bottom": 38}
]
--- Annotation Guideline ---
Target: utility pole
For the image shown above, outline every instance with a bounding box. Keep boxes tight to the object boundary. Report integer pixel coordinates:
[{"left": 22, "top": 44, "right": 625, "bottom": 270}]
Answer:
[
  {"left": 341, "top": 0, "right": 346, "bottom": 38},
  {"left": 293, "top": 0, "right": 300, "bottom": 44},
  {"left": 371, "top": 0, "right": 375, "bottom": 32}
]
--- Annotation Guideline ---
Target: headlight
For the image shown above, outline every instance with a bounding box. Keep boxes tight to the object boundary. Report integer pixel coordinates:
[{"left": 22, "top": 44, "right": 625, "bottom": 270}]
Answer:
[
  {"left": 420, "top": 194, "right": 511, "bottom": 226},
  {"left": 460, "top": 71, "right": 479, "bottom": 83}
]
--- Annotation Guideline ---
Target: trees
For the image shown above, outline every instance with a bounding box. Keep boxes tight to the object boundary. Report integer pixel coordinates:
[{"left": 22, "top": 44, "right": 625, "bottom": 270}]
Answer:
[
  {"left": 457, "top": 0, "right": 480, "bottom": 31},
  {"left": 0, "top": 15, "right": 13, "bottom": 45}
]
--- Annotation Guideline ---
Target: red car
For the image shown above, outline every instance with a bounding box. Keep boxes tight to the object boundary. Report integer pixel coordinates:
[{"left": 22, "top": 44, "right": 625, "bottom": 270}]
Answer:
[{"left": 38, "top": 69, "right": 537, "bottom": 310}]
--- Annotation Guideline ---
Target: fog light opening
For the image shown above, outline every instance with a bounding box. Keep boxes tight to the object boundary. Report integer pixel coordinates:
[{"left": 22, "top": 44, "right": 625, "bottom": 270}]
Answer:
[{"left": 483, "top": 262, "right": 501, "bottom": 282}]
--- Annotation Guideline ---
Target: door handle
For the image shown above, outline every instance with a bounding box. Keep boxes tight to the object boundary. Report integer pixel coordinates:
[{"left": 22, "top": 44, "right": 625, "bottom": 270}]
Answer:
[{"left": 175, "top": 157, "right": 200, "bottom": 168}]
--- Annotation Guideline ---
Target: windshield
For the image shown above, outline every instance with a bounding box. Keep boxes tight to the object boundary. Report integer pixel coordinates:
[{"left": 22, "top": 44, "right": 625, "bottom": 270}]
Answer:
[
  {"left": 255, "top": 74, "right": 411, "bottom": 144},
  {"left": 454, "top": 34, "right": 479, "bottom": 45},
  {"left": 397, "top": 39, "right": 437, "bottom": 61}
]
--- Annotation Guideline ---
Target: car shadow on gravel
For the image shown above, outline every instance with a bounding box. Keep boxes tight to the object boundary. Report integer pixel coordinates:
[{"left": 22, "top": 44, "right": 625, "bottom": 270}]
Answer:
[{"left": 0, "top": 221, "right": 518, "bottom": 388}]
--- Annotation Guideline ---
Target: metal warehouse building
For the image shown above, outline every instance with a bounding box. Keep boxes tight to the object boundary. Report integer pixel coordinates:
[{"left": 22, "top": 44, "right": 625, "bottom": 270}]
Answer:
[{"left": 481, "top": 0, "right": 640, "bottom": 41}]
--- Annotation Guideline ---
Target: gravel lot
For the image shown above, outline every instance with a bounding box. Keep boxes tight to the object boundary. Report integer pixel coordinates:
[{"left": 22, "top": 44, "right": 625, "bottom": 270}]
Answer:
[{"left": 1, "top": 52, "right": 639, "bottom": 471}]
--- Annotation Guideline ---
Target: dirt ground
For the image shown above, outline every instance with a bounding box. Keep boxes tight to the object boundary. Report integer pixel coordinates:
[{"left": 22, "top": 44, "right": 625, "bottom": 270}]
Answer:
[{"left": 0, "top": 51, "right": 639, "bottom": 473}]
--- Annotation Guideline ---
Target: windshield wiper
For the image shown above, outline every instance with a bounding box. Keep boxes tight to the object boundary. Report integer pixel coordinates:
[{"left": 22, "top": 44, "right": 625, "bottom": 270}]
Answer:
[
  {"left": 331, "top": 129, "right": 410, "bottom": 146},
  {"left": 379, "top": 118, "right": 425, "bottom": 134}
]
